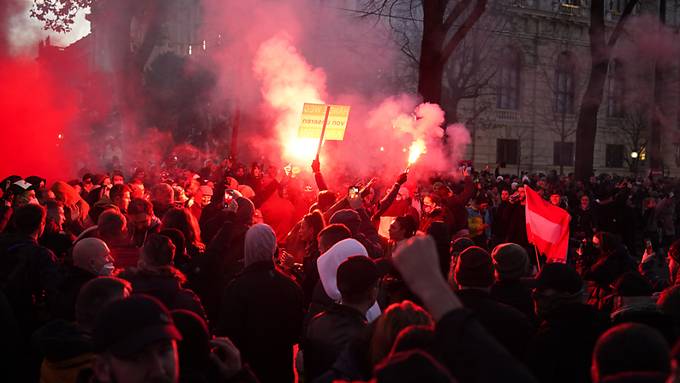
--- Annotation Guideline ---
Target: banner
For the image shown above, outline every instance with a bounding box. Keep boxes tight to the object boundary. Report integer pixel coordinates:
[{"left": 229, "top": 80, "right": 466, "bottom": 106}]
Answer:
[{"left": 298, "top": 103, "right": 350, "bottom": 141}]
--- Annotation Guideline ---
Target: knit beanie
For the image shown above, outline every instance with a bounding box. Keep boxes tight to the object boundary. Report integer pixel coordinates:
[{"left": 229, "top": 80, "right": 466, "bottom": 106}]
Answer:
[
  {"left": 491, "top": 243, "right": 529, "bottom": 281},
  {"left": 455, "top": 246, "right": 493, "bottom": 288}
]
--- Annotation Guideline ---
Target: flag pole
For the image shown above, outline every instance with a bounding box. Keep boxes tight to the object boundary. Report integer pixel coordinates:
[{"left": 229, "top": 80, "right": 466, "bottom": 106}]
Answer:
[
  {"left": 315, "top": 105, "right": 331, "bottom": 161},
  {"left": 533, "top": 245, "right": 542, "bottom": 273}
]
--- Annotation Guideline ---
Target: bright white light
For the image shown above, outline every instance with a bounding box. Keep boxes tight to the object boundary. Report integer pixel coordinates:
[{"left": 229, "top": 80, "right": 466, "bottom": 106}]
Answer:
[
  {"left": 631, "top": 151, "right": 639, "bottom": 159},
  {"left": 9, "top": 0, "right": 91, "bottom": 56}
]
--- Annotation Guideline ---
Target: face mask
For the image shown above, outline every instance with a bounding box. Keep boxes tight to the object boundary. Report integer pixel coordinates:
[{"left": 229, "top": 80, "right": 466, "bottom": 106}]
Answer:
[{"left": 99, "top": 262, "right": 115, "bottom": 276}]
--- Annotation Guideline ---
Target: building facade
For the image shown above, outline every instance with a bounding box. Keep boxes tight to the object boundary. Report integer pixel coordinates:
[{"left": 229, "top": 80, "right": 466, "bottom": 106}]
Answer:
[{"left": 453, "top": 0, "right": 680, "bottom": 176}]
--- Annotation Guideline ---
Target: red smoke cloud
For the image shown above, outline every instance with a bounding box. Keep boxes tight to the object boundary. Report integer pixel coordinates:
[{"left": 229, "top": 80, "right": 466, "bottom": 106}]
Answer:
[{"left": 0, "top": 57, "right": 79, "bottom": 181}]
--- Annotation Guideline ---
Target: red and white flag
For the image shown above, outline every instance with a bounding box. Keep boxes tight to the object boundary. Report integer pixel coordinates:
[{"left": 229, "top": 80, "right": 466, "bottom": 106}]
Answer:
[{"left": 525, "top": 186, "right": 571, "bottom": 263}]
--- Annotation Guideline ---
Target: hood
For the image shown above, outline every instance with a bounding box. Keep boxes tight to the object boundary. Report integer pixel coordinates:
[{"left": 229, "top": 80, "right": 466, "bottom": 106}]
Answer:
[
  {"left": 244, "top": 223, "right": 277, "bottom": 267},
  {"left": 317, "top": 238, "right": 381, "bottom": 322},
  {"left": 32, "top": 319, "right": 92, "bottom": 361}
]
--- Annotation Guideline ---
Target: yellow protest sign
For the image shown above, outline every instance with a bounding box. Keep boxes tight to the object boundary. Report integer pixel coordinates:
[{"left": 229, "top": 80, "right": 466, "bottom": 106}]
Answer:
[{"left": 298, "top": 103, "right": 350, "bottom": 141}]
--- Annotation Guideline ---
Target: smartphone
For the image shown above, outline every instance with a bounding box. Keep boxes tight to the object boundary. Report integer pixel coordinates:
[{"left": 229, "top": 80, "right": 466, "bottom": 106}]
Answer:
[{"left": 348, "top": 186, "right": 359, "bottom": 199}]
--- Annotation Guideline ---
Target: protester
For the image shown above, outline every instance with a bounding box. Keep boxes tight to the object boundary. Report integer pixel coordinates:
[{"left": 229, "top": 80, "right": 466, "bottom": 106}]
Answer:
[{"left": 216, "top": 224, "right": 304, "bottom": 383}]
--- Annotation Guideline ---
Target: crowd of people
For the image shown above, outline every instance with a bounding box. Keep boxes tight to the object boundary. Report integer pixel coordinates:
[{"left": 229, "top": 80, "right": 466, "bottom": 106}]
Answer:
[{"left": 1, "top": 155, "right": 680, "bottom": 383}]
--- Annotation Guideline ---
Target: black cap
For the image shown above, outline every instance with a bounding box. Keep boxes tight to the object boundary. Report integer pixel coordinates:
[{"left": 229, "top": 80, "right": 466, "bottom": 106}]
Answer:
[
  {"left": 93, "top": 295, "right": 182, "bottom": 357},
  {"left": 337, "top": 256, "right": 378, "bottom": 296},
  {"left": 534, "top": 263, "right": 583, "bottom": 294}
]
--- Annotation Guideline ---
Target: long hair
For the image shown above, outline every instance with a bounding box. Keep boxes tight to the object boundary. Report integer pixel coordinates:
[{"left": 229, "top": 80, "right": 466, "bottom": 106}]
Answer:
[
  {"left": 369, "top": 300, "right": 433, "bottom": 366},
  {"left": 303, "top": 210, "right": 326, "bottom": 240},
  {"left": 162, "top": 208, "right": 205, "bottom": 252}
]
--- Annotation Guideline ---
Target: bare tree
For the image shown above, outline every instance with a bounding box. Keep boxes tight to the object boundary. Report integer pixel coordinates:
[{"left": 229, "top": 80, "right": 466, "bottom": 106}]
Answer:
[
  {"left": 619, "top": 107, "right": 648, "bottom": 174},
  {"left": 573, "top": 0, "right": 639, "bottom": 180},
  {"left": 359, "top": 0, "right": 488, "bottom": 108}
]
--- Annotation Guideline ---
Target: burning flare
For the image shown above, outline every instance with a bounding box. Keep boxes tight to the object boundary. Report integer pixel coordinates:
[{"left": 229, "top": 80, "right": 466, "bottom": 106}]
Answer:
[{"left": 407, "top": 139, "right": 426, "bottom": 166}]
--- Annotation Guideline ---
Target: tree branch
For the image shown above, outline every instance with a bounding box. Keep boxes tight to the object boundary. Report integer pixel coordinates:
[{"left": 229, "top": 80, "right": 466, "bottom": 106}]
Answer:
[
  {"left": 443, "top": 0, "right": 475, "bottom": 30},
  {"left": 440, "top": 0, "right": 487, "bottom": 64},
  {"left": 607, "top": 0, "right": 640, "bottom": 48}
]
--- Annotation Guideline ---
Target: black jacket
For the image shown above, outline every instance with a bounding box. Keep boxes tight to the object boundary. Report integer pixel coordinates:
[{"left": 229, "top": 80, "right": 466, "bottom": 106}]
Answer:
[
  {"left": 216, "top": 260, "right": 304, "bottom": 383},
  {"left": 118, "top": 267, "right": 206, "bottom": 320},
  {"left": 53, "top": 265, "right": 97, "bottom": 321},
  {"left": 490, "top": 279, "right": 537, "bottom": 323},
  {"left": 0, "top": 234, "right": 61, "bottom": 336},
  {"left": 434, "top": 308, "right": 538, "bottom": 383},
  {"left": 303, "top": 303, "right": 367, "bottom": 382},
  {"left": 526, "top": 303, "right": 609, "bottom": 383},
  {"left": 456, "top": 289, "right": 535, "bottom": 360}
]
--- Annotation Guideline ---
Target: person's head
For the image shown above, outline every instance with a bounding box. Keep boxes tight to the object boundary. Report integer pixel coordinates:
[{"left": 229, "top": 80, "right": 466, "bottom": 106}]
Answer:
[
  {"left": 317, "top": 190, "right": 337, "bottom": 212},
  {"left": 128, "top": 198, "right": 154, "bottom": 233},
  {"left": 500, "top": 189, "right": 510, "bottom": 202},
  {"left": 251, "top": 163, "right": 261, "bottom": 178},
  {"left": 370, "top": 301, "right": 433, "bottom": 366},
  {"left": 300, "top": 210, "right": 325, "bottom": 243},
  {"left": 517, "top": 186, "right": 526, "bottom": 202},
  {"left": 550, "top": 193, "right": 561, "bottom": 206},
  {"left": 112, "top": 172, "right": 125, "bottom": 185},
  {"left": 161, "top": 208, "right": 203, "bottom": 251},
  {"left": 581, "top": 195, "right": 590, "bottom": 210},
  {"left": 317, "top": 223, "right": 352, "bottom": 254},
  {"left": 82, "top": 173, "right": 94, "bottom": 192},
  {"left": 98, "top": 210, "right": 128, "bottom": 244},
  {"left": 93, "top": 295, "right": 182, "bottom": 383},
  {"left": 159, "top": 229, "right": 187, "bottom": 260},
  {"left": 73, "top": 238, "right": 115, "bottom": 276},
  {"left": 592, "top": 323, "right": 670, "bottom": 383},
  {"left": 592, "top": 231, "right": 619, "bottom": 253},
  {"left": 75, "top": 277, "right": 131, "bottom": 332},
  {"left": 151, "top": 183, "right": 174, "bottom": 207},
  {"left": 44, "top": 199, "right": 66, "bottom": 232},
  {"left": 491, "top": 243, "right": 529, "bottom": 281},
  {"left": 454, "top": 246, "right": 494, "bottom": 289},
  {"left": 140, "top": 234, "right": 176, "bottom": 269},
  {"left": 13, "top": 203, "right": 46, "bottom": 238},
  {"left": 110, "top": 184, "right": 132, "bottom": 213},
  {"left": 329, "top": 209, "right": 362, "bottom": 235},
  {"left": 336, "top": 256, "right": 379, "bottom": 312},
  {"left": 198, "top": 185, "right": 213, "bottom": 207},
  {"left": 532, "top": 263, "right": 584, "bottom": 319},
  {"left": 421, "top": 195, "right": 440, "bottom": 215},
  {"left": 234, "top": 197, "right": 255, "bottom": 226},
  {"left": 244, "top": 224, "right": 277, "bottom": 267},
  {"left": 389, "top": 215, "right": 418, "bottom": 242},
  {"left": 668, "top": 239, "right": 680, "bottom": 269}
]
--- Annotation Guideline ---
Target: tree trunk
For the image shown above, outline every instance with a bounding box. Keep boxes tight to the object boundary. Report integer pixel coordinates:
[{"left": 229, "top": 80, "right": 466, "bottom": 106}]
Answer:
[
  {"left": 417, "top": 0, "right": 446, "bottom": 104},
  {"left": 574, "top": 0, "right": 609, "bottom": 180}
]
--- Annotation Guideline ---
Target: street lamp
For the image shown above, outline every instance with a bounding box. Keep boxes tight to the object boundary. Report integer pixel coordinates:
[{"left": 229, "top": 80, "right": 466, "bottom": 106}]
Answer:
[{"left": 631, "top": 151, "right": 639, "bottom": 159}]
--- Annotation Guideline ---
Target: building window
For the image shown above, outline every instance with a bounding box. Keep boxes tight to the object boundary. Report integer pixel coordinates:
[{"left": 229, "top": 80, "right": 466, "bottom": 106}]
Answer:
[
  {"left": 606, "top": 144, "right": 625, "bottom": 168},
  {"left": 553, "top": 141, "right": 574, "bottom": 166},
  {"left": 497, "top": 47, "right": 521, "bottom": 110},
  {"left": 555, "top": 52, "right": 576, "bottom": 114},
  {"left": 607, "top": 59, "right": 625, "bottom": 117},
  {"left": 497, "top": 139, "right": 519, "bottom": 165}
]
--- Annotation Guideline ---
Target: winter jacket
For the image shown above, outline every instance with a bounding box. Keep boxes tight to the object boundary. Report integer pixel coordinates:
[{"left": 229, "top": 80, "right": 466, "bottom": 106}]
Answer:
[
  {"left": 456, "top": 289, "right": 535, "bottom": 360},
  {"left": 303, "top": 303, "right": 367, "bottom": 382},
  {"left": 118, "top": 267, "right": 206, "bottom": 319},
  {"left": 216, "top": 260, "right": 304, "bottom": 383},
  {"left": 0, "top": 233, "right": 61, "bottom": 336},
  {"left": 490, "top": 279, "right": 537, "bottom": 323},
  {"left": 32, "top": 319, "right": 93, "bottom": 383},
  {"left": 526, "top": 303, "right": 609, "bottom": 383}
]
